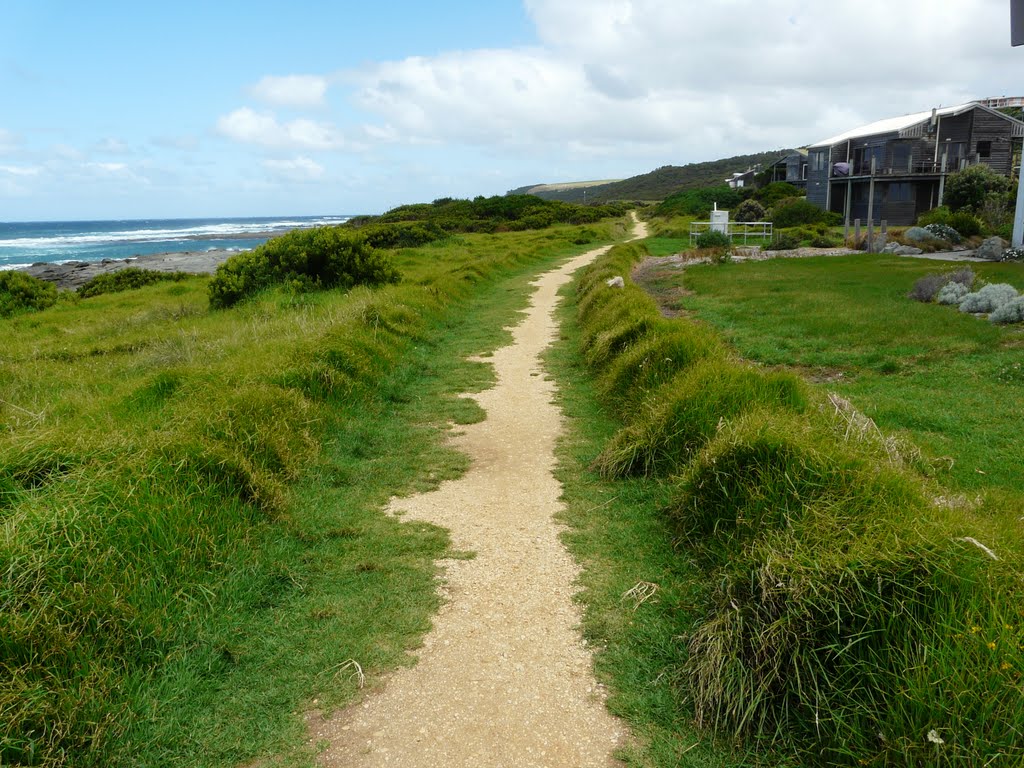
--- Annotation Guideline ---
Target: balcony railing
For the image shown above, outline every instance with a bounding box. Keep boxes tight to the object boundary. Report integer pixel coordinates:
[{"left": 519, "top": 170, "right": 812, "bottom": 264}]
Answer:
[{"left": 830, "top": 157, "right": 974, "bottom": 178}]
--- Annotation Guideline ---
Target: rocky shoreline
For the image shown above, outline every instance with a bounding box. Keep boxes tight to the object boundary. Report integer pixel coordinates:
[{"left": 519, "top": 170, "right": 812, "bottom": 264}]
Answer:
[{"left": 19, "top": 249, "right": 236, "bottom": 291}]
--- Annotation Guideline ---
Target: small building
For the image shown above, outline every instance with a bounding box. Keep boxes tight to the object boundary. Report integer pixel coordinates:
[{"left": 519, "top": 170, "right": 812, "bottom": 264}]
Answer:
[
  {"left": 725, "top": 169, "right": 756, "bottom": 189},
  {"left": 805, "top": 102, "right": 1024, "bottom": 225},
  {"left": 764, "top": 149, "right": 808, "bottom": 190}
]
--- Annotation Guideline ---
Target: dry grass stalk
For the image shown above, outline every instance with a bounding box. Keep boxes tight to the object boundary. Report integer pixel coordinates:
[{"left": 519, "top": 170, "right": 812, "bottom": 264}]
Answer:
[{"left": 621, "top": 581, "right": 659, "bottom": 610}]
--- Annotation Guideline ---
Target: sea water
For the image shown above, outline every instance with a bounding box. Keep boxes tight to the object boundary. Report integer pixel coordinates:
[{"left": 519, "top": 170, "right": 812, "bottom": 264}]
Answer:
[{"left": 0, "top": 215, "right": 351, "bottom": 270}]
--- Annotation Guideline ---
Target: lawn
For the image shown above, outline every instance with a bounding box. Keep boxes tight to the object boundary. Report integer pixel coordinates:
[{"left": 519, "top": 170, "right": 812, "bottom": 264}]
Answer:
[{"left": 662, "top": 253, "right": 1024, "bottom": 495}]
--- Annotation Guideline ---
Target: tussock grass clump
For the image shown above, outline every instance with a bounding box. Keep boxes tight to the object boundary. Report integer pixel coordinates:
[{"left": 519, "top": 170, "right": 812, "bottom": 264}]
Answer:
[
  {"left": 679, "top": 415, "right": 1024, "bottom": 763},
  {"left": 597, "top": 324, "right": 724, "bottom": 408},
  {"left": 593, "top": 360, "right": 808, "bottom": 478},
  {"left": 570, "top": 243, "right": 1024, "bottom": 763}
]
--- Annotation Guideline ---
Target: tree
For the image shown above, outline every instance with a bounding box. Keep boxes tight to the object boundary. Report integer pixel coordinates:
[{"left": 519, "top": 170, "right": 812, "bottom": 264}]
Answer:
[{"left": 943, "top": 164, "right": 1014, "bottom": 213}]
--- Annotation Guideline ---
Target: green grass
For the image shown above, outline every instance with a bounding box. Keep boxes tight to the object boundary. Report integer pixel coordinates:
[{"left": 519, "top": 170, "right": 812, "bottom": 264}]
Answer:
[
  {"left": 0, "top": 222, "right": 621, "bottom": 767},
  {"left": 673, "top": 254, "right": 1024, "bottom": 495},
  {"left": 559, "top": 242, "right": 1024, "bottom": 765},
  {"left": 548, "top": 279, "right": 768, "bottom": 768}
]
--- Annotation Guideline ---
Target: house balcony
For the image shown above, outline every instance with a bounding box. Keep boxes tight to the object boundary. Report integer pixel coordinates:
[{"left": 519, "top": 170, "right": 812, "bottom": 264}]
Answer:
[{"left": 829, "top": 157, "right": 975, "bottom": 180}]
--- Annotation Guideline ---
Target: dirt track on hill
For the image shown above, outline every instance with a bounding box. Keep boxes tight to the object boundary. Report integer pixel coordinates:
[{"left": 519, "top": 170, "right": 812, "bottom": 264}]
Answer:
[{"left": 308, "top": 216, "right": 647, "bottom": 767}]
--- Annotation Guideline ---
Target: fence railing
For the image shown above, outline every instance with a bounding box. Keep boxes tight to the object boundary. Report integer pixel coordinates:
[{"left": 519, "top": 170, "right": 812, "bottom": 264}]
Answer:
[{"left": 689, "top": 221, "right": 773, "bottom": 245}]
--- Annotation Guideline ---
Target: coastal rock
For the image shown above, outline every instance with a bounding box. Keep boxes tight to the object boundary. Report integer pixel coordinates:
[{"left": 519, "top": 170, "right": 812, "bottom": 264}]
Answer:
[
  {"left": 976, "top": 236, "right": 1009, "bottom": 261},
  {"left": 882, "top": 243, "right": 924, "bottom": 255},
  {"left": 904, "top": 227, "right": 936, "bottom": 243}
]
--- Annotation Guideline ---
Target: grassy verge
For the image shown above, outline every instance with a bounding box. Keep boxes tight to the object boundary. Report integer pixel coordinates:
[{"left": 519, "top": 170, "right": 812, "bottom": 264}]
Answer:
[
  {"left": 1, "top": 222, "right": 619, "bottom": 766},
  {"left": 553, "top": 242, "right": 1024, "bottom": 765},
  {"left": 671, "top": 254, "right": 1024, "bottom": 496}
]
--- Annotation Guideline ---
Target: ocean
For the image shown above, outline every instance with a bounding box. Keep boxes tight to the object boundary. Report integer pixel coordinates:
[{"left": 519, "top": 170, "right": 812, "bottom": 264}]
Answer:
[{"left": 0, "top": 215, "right": 351, "bottom": 271}]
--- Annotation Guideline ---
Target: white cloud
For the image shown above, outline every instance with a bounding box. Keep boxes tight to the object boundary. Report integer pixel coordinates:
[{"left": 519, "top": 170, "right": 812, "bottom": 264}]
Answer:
[
  {"left": 0, "top": 164, "right": 40, "bottom": 177},
  {"left": 249, "top": 74, "right": 328, "bottom": 107},
  {"left": 216, "top": 107, "right": 349, "bottom": 150},
  {"left": 341, "top": 0, "right": 1019, "bottom": 162},
  {"left": 262, "top": 155, "right": 326, "bottom": 182}
]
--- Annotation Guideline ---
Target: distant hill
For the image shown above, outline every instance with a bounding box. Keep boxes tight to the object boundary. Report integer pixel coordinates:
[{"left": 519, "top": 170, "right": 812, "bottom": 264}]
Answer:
[{"left": 511, "top": 149, "right": 791, "bottom": 204}]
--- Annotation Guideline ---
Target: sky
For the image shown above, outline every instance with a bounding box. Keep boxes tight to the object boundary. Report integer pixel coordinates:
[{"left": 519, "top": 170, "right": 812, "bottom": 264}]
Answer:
[{"left": 1, "top": 0, "right": 1021, "bottom": 220}]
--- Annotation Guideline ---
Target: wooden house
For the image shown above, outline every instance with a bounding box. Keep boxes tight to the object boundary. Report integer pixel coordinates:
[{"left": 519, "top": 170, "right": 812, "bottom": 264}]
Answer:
[
  {"left": 765, "top": 149, "right": 808, "bottom": 190},
  {"left": 806, "top": 102, "right": 1024, "bottom": 225}
]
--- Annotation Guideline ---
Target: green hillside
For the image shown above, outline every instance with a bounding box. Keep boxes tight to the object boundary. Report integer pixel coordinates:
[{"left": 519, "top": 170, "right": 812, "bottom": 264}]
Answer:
[{"left": 513, "top": 149, "right": 792, "bottom": 204}]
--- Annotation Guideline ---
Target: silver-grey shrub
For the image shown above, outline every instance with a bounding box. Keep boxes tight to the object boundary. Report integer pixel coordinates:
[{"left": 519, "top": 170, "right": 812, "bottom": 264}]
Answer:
[
  {"left": 937, "top": 281, "right": 970, "bottom": 305},
  {"left": 958, "top": 283, "right": 1020, "bottom": 314},
  {"left": 990, "top": 295, "right": 1024, "bottom": 324}
]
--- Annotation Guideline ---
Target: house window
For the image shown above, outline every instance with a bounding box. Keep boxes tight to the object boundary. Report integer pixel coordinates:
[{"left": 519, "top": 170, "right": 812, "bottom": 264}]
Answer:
[
  {"left": 977, "top": 140, "right": 992, "bottom": 158},
  {"left": 892, "top": 144, "right": 912, "bottom": 171},
  {"left": 887, "top": 183, "right": 913, "bottom": 202},
  {"left": 811, "top": 150, "right": 828, "bottom": 172}
]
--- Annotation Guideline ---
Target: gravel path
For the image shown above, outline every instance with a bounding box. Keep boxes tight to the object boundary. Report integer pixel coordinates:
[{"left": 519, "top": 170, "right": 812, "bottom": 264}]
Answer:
[{"left": 309, "top": 217, "right": 646, "bottom": 767}]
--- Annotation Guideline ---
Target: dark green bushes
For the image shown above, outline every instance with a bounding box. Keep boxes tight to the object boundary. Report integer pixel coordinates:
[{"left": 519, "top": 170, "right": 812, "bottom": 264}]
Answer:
[
  {"left": 769, "top": 197, "right": 830, "bottom": 227},
  {"left": 79, "top": 268, "right": 190, "bottom": 298},
  {"left": 653, "top": 185, "right": 743, "bottom": 218},
  {"left": 0, "top": 271, "right": 58, "bottom": 317},
  {"left": 208, "top": 227, "right": 401, "bottom": 308}
]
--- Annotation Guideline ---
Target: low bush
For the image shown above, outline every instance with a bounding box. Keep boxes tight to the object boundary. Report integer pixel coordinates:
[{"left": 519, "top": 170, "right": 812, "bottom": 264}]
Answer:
[
  {"left": 208, "top": 227, "right": 401, "bottom": 309},
  {"left": 990, "top": 295, "right": 1024, "bottom": 324},
  {"left": 765, "top": 232, "right": 801, "bottom": 250},
  {"left": 908, "top": 267, "right": 975, "bottom": 303},
  {"left": 733, "top": 198, "right": 766, "bottom": 223},
  {"left": 769, "top": 198, "right": 826, "bottom": 228},
  {"left": 654, "top": 186, "right": 743, "bottom": 219},
  {"left": 937, "top": 281, "right": 970, "bottom": 305},
  {"left": 694, "top": 229, "right": 731, "bottom": 249},
  {"left": 916, "top": 205, "right": 951, "bottom": 227},
  {"left": 1002, "top": 247, "right": 1024, "bottom": 262},
  {"left": 959, "top": 283, "right": 1019, "bottom": 314},
  {"left": 78, "top": 268, "right": 190, "bottom": 298},
  {"left": 947, "top": 211, "right": 984, "bottom": 238},
  {"left": 923, "top": 222, "right": 962, "bottom": 244},
  {"left": 753, "top": 182, "right": 802, "bottom": 207},
  {"left": 0, "top": 270, "right": 58, "bottom": 317}
]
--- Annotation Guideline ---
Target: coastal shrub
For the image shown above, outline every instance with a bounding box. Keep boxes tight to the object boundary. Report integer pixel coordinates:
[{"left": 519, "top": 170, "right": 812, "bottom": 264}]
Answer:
[
  {"left": 990, "top": 296, "right": 1024, "bottom": 324},
  {"left": 208, "top": 227, "right": 401, "bottom": 309},
  {"left": 959, "top": 283, "right": 1019, "bottom": 314},
  {"left": 916, "top": 205, "right": 951, "bottom": 227},
  {"left": 944, "top": 164, "right": 1014, "bottom": 213},
  {"left": 593, "top": 359, "right": 809, "bottom": 478},
  {"left": 653, "top": 185, "right": 742, "bottom": 219},
  {"left": 764, "top": 231, "right": 800, "bottom": 250},
  {"left": 947, "top": 211, "right": 984, "bottom": 238},
  {"left": 922, "top": 222, "right": 962, "bottom": 244},
  {"left": 769, "top": 198, "right": 825, "bottom": 228},
  {"left": 733, "top": 198, "right": 766, "bottom": 222},
  {"left": 694, "top": 229, "right": 731, "bottom": 249},
  {"left": 908, "top": 273, "right": 949, "bottom": 302},
  {"left": 359, "top": 221, "right": 446, "bottom": 249},
  {"left": 937, "top": 281, "right": 970, "bottom": 305},
  {"left": 0, "top": 270, "right": 58, "bottom": 317},
  {"left": 753, "top": 181, "right": 801, "bottom": 207},
  {"left": 78, "top": 268, "right": 191, "bottom": 298}
]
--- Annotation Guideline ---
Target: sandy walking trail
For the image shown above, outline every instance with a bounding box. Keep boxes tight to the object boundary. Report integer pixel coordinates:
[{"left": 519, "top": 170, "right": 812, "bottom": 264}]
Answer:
[{"left": 309, "top": 216, "right": 647, "bottom": 767}]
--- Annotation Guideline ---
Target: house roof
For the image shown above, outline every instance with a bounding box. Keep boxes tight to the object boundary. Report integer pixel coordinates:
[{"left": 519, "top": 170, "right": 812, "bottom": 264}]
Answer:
[{"left": 808, "top": 102, "right": 1024, "bottom": 148}]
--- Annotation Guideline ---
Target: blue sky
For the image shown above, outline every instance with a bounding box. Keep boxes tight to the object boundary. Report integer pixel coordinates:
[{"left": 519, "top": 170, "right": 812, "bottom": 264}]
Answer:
[{"left": 1, "top": 0, "right": 1021, "bottom": 220}]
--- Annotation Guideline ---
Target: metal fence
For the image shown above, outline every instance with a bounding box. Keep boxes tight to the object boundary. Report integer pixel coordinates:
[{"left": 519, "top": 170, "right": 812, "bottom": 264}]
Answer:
[{"left": 689, "top": 221, "right": 773, "bottom": 245}]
